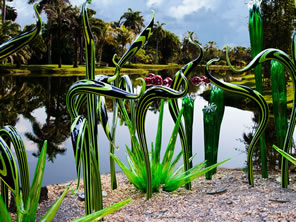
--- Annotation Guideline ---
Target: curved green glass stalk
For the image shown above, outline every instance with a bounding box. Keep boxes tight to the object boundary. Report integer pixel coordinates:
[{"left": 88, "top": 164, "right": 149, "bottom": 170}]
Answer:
[
  {"left": 168, "top": 33, "right": 203, "bottom": 189},
  {"left": 108, "top": 13, "right": 154, "bottom": 190},
  {"left": 0, "top": 126, "right": 30, "bottom": 204},
  {"left": 203, "top": 85, "right": 225, "bottom": 180},
  {"left": 0, "top": 139, "right": 50, "bottom": 221},
  {"left": 81, "top": 0, "right": 102, "bottom": 213},
  {"left": 0, "top": 3, "right": 42, "bottom": 60},
  {"left": 226, "top": 40, "right": 296, "bottom": 187},
  {"left": 206, "top": 57, "right": 269, "bottom": 185},
  {"left": 67, "top": 79, "right": 145, "bottom": 119},
  {"left": 0, "top": 135, "right": 122, "bottom": 222},
  {"left": 271, "top": 60, "right": 287, "bottom": 149},
  {"left": 67, "top": 78, "right": 145, "bottom": 213},
  {"left": 248, "top": 0, "right": 268, "bottom": 179},
  {"left": 80, "top": 3, "right": 154, "bottom": 190},
  {"left": 136, "top": 73, "right": 188, "bottom": 199},
  {"left": 0, "top": 137, "right": 19, "bottom": 198}
]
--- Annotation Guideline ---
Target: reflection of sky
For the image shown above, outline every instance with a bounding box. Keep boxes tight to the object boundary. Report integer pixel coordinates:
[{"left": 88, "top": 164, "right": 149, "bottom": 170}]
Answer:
[
  {"left": 15, "top": 116, "right": 37, "bottom": 151},
  {"left": 12, "top": 91, "right": 254, "bottom": 186}
]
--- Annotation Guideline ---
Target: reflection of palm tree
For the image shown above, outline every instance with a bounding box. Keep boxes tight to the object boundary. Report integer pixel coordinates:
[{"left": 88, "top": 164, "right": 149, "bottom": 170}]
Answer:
[
  {"left": 25, "top": 119, "right": 67, "bottom": 162},
  {"left": 149, "top": 99, "right": 161, "bottom": 114},
  {"left": 25, "top": 77, "right": 72, "bottom": 162},
  {"left": 0, "top": 76, "right": 44, "bottom": 126}
]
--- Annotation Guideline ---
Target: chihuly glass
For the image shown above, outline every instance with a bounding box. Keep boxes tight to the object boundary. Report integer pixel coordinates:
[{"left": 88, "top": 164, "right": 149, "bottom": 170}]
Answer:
[
  {"left": 248, "top": 0, "right": 268, "bottom": 178},
  {"left": 203, "top": 85, "right": 225, "bottom": 179},
  {"left": 271, "top": 60, "right": 287, "bottom": 149}
]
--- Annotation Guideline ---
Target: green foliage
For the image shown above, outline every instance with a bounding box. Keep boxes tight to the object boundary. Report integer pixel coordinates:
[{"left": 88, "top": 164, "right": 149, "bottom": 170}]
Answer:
[
  {"left": 159, "top": 30, "right": 181, "bottom": 64},
  {"left": 261, "top": 0, "right": 296, "bottom": 55},
  {"left": 110, "top": 99, "right": 229, "bottom": 193},
  {"left": 134, "top": 48, "right": 153, "bottom": 64}
]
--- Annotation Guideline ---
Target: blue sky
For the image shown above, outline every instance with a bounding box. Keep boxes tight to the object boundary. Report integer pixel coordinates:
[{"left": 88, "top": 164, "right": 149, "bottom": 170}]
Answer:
[{"left": 9, "top": 0, "right": 250, "bottom": 48}]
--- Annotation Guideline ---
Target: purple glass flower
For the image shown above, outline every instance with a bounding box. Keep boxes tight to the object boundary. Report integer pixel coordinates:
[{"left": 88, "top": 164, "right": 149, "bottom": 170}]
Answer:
[{"left": 191, "top": 76, "right": 210, "bottom": 86}]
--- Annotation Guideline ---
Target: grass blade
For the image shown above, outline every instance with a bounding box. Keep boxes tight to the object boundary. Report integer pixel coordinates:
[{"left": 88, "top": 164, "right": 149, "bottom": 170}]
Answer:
[
  {"left": 0, "top": 195, "right": 12, "bottom": 222},
  {"left": 23, "top": 140, "right": 47, "bottom": 222},
  {"left": 72, "top": 199, "right": 132, "bottom": 222},
  {"left": 273, "top": 145, "right": 296, "bottom": 165},
  {"left": 163, "top": 158, "right": 230, "bottom": 192},
  {"left": 39, "top": 187, "right": 70, "bottom": 222}
]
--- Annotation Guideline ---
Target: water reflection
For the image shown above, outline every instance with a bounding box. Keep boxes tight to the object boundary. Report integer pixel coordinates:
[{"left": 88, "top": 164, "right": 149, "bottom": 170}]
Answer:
[
  {"left": 0, "top": 76, "right": 76, "bottom": 159},
  {"left": 0, "top": 71, "right": 274, "bottom": 185},
  {"left": 240, "top": 114, "right": 295, "bottom": 171}
]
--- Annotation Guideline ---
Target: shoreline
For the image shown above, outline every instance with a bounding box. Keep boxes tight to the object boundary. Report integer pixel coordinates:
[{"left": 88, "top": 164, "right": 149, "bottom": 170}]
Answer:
[{"left": 9, "top": 168, "right": 296, "bottom": 221}]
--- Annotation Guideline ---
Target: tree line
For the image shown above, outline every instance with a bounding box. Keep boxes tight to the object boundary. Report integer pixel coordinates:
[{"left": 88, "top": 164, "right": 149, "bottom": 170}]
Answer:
[{"left": 0, "top": 0, "right": 294, "bottom": 68}]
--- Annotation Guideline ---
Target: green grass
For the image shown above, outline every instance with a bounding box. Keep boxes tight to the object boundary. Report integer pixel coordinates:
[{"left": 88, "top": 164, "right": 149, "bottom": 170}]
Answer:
[
  {"left": 0, "top": 63, "right": 239, "bottom": 76},
  {"left": 0, "top": 63, "right": 180, "bottom": 76},
  {"left": 231, "top": 73, "right": 294, "bottom": 110}
]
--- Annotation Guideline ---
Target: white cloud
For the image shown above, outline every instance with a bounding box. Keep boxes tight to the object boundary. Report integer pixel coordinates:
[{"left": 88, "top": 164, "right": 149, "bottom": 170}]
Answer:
[
  {"left": 146, "top": 0, "right": 163, "bottom": 8},
  {"left": 168, "top": 0, "right": 218, "bottom": 20},
  {"left": 8, "top": 1, "right": 34, "bottom": 26},
  {"left": 71, "top": 0, "right": 112, "bottom": 7}
]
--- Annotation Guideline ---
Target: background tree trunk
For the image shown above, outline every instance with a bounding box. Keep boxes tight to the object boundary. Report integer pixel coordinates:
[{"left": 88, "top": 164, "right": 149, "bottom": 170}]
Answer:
[{"left": 2, "top": 0, "right": 6, "bottom": 24}]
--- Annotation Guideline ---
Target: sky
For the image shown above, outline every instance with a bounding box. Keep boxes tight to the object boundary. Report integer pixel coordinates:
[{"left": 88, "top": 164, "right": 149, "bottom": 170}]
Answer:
[{"left": 8, "top": 0, "right": 251, "bottom": 49}]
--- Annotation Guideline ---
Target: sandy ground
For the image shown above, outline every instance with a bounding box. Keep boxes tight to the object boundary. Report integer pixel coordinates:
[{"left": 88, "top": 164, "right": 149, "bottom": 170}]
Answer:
[{"left": 9, "top": 168, "right": 296, "bottom": 221}]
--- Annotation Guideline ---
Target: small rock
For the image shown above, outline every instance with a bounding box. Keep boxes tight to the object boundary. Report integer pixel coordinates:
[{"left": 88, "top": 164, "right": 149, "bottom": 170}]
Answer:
[
  {"left": 77, "top": 192, "right": 85, "bottom": 201},
  {"left": 77, "top": 190, "right": 107, "bottom": 200},
  {"left": 40, "top": 186, "right": 48, "bottom": 202},
  {"left": 268, "top": 198, "right": 290, "bottom": 203},
  {"left": 226, "top": 200, "right": 233, "bottom": 205},
  {"left": 206, "top": 187, "right": 227, "bottom": 195}
]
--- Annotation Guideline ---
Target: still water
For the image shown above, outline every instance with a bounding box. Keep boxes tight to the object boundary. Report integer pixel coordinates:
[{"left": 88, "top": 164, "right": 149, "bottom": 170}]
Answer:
[{"left": 0, "top": 73, "right": 268, "bottom": 186}]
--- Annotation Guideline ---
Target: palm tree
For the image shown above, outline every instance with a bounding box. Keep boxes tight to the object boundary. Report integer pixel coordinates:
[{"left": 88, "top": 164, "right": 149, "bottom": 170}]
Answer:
[
  {"left": 44, "top": 0, "right": 71, "bottom": 68},
  {"left": 114, "top": 25, "right": 134, "bottom": 58},
  {"left": 28, "top": 0, "right": 71, "bottom": 67},
  {"left": 119, "top": 8, "right": 144, "bottom": 35},
  {"left": 1, "top": 0, "right": 14, "bottom": 24},
  {"left": 159, "top": 30, "right": 180, "bottom": 64},
  {"left": 179, "top": 32, "right": 201, "bottom": 64},
  {"left": 204, "top": 41, "right": 218, "bottom": 62},
  {"left": 90, "top": 18, "right": 111, "bottom": 67},
  {"left": 67, "top": 6, "right": 82, "bottom": 68},
  {"left": 152, "top": 21, "right": 166, "bottom": 64},
  {"left": 0, "top": 20, "right": 26, "bottom": 64}
]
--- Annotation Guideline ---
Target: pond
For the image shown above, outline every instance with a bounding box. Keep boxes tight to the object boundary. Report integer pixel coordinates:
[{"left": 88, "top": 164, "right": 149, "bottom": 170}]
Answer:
[{"left": 0, "top": 69, "right": 287, "bottom": 186}]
